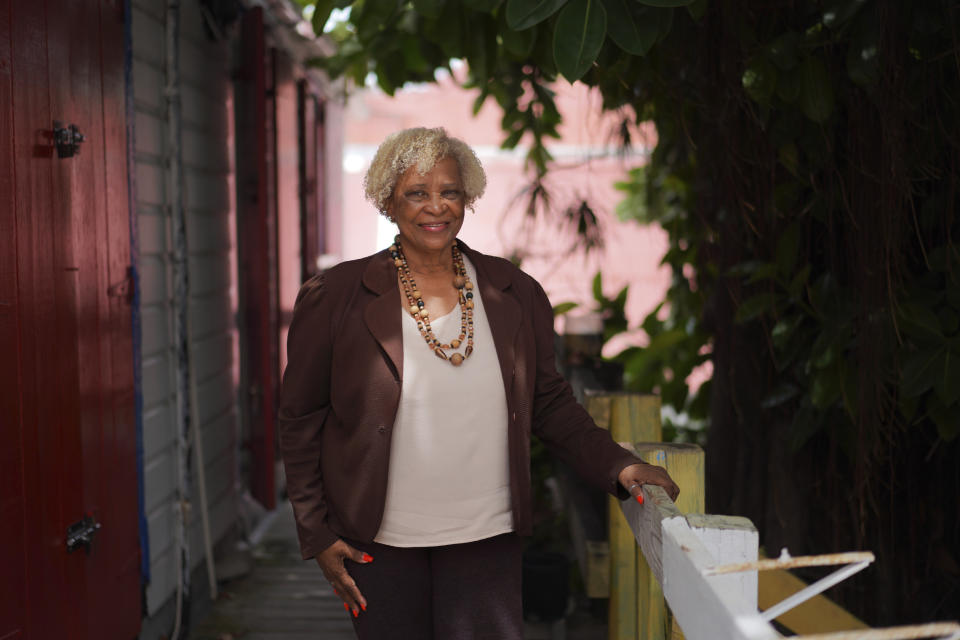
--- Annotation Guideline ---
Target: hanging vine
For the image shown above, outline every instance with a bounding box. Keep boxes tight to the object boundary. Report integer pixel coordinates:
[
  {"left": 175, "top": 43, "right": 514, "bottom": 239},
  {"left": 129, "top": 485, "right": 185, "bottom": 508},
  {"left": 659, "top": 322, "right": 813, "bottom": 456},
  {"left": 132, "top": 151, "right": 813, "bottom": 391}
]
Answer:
[{"left": 300, "top": 0, "right": 960, "bottom": 622}]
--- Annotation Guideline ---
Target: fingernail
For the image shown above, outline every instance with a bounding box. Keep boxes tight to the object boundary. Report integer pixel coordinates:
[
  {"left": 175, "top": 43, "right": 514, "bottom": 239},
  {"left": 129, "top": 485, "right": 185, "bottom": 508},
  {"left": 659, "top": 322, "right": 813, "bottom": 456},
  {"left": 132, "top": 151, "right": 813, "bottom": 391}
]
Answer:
[
  {"left": 353, "top": 609, "right": 359, "bottom": 618},
  {"left": 636, "top": 493, "right": 644, "bottom": 504},
  {"left": 361, "top": 603, "right": 367, "bottom": 612},
  {"left": 343, "top": 602, "right": 349, "bottom": 612},
  {"left": 362, "top": 553, "right": 374, "bottom": 562}
]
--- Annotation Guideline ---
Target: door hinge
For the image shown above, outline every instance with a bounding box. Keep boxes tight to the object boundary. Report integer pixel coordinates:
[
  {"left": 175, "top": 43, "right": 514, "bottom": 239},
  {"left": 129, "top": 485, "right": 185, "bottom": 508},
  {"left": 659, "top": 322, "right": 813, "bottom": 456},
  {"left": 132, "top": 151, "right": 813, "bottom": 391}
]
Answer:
[
  {"left": 66, "top": 513, "right": 101, "bottom": 554},
  {"left": 53, "top": 121, "right": 86, "bottom": 158}
]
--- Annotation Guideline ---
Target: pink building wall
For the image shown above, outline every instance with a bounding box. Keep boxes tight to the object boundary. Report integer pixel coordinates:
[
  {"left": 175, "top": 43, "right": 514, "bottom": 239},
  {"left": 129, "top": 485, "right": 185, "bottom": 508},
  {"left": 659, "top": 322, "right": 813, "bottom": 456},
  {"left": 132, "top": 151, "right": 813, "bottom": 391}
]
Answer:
[{"left": 332, "top": 72, "right": 670, "bottom": 355}]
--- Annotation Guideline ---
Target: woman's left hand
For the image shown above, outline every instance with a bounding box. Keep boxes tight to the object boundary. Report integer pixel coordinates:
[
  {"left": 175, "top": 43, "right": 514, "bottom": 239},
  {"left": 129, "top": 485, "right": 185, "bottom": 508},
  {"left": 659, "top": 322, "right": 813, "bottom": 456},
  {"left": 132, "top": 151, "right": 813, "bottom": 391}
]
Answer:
[{"left": 618, "top": 463, "right": 680, "bottom": 502}]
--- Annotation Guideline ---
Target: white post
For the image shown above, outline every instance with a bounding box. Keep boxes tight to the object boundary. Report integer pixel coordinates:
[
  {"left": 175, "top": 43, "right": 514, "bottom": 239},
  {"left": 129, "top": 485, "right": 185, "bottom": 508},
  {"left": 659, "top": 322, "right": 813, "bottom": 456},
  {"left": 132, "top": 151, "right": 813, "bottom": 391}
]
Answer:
[{"left": 687, "top": 514, "right": 759, "bottom": 613}]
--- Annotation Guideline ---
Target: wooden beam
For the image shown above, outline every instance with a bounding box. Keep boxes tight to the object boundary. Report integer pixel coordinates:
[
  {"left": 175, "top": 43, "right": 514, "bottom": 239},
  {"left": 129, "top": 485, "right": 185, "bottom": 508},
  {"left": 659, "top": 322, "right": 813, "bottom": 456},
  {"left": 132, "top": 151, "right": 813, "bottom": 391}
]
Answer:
[
  {"left": 590, "top": 394, "right": 662, "bottom": 640},
  {"left": 620, "top": 484, "right": 681, "bottom": 585},
  {"left": 631, "top": 442, "right": 706, "bottom": 640},
  {"left": 793, "top": 622, "right": 960, "bottom": 640}
]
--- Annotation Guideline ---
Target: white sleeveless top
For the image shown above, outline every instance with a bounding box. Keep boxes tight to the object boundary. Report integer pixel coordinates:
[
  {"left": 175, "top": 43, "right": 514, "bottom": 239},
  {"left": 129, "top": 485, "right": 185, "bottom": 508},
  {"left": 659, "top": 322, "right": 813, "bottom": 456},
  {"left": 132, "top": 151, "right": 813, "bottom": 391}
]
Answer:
[{"left": 374, "top": 255, "right": 514, "bottom": 547}]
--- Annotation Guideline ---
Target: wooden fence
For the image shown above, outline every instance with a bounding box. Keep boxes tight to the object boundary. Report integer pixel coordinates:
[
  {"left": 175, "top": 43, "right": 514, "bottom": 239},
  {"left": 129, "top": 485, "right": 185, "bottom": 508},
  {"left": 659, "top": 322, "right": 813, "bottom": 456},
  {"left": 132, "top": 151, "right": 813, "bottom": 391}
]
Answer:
[{"left": 584, "top": 392, "right": 960, "bottom": 640}]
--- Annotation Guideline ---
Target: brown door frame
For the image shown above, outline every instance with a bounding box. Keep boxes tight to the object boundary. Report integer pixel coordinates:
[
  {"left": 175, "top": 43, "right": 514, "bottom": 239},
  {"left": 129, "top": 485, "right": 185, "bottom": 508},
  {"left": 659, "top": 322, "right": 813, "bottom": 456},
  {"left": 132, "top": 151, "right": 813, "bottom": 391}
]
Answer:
[
  {"left": 297, "top": 81, "right": 327, "bottom": 280},
  {"left": 236, "top": 7, "right": 278, "bottom": 509}
]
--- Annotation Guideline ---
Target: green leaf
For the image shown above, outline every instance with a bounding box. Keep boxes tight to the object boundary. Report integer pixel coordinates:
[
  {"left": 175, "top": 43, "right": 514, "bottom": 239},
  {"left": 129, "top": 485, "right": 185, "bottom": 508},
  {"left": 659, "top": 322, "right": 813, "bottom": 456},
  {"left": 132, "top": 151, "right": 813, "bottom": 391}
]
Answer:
[
  {"left": 402, "top": 41, "right": 430, "bottom": 74},
  {"left": 353, "top": 0, "right": 401, "bottom": 43},
  {"left": 311, "top": 0, "right": 338, "bottom": 34},
  {"left": 939, "top": 309, "right": 959, "bottom": 334},
  {"left": 602, "top": 0, "right": 658, "bottom": 55},
  {"left": 898, "top": 301, "right": 945, "bottom": 339},
  {"left": 927, "top": 395, "right": 960, "bottom": 441},
  {"left": 553, "top": 0, "right": 607, "bottom": 82},
  {"left": 636, "top": 0, "right": 691, "bottom": 7},
  {"left": 506, "top": 0, "right": 568, "bottom": 30},
  {"left": 762, "top": 382, "right": 800, "bottom": 409},
  {"left": 847, "top": 16, "right": 879, "bottom": 88},
  {"left": 592, "top": 271, "right": 603, "bottom": 303},
  {"left": 842, "top": 362, "right": 858, "bottom": 418},
  {"left": 472, "top": 88, "right": 491, "bottom": 115},
  {"left": 775, "top": 222, "right": 801, "bottom": 276},
  {"left": 502, "top": 127, "right": 525, "bottom": 149},
  {"left": 613, "top": 285, "right": 629, "bottom": 311},
  {"left": 934, "top": 350, "right": 960, "bottom": 405},
  {"left": 422, "top": 2, "right": 464, "bottom": 57},
  {"left": 641, "top": 303, "right": 665, "bottom": 336},
  {"left": 735, "top": 292, "right": 777, "bottom": 323},
  {"left": 742, "top": 57, "right": 778, "bottom": 105},
  {"left": 462, "top": 0, "right": 503, "bottom": 9},
  {"left": 778, "top": 142, "right": 799, "bottom": 175},
  {"left": 726, "top": 260, "right": 770, "bottom": 278},
  {"left": 746, "top": 262, "right": 779, "bottom": 284},
  {"left": 500, "top": 9, "right": 538, "bottom": 59},
  {"left": 776, "top": 68, "right": 801, "bottom": 103},
  {"left": 655, "top": 3, "right": 674, "bottom": 38},
  {"left": 685, "top": 0, "right": 706, "bottom": 20},
  {"left": 552, "top": 301, "right": 579, "bottom": 316},
  {"left": 799, "top": 56, "right": 834, "bottom": 123},
  {"left": 767, "top": 31, "right": 800, "bottom": 70},
  {"left": 772, "top": 314, "right": 803, "bottom": 350},
  {"left": 789, "top": 403, "right": 824, "bottom": 450},
  {"left": 821, "top": 0, "right": 867, "bottom": 30},
  {"left": 788, "top": 264, "right": 811, "bottom": 298},
  {"left": 413, "top": 0, "right": 443, "bottom": 19},
  {"left": 465, "top": 12, "right": 495, "bottom": 80},
  {"left": 811, "top": 364, "right": 842, "bottom": 408},
  {"left": 901, "top": 347, "right": 946, "bottom": 398}
]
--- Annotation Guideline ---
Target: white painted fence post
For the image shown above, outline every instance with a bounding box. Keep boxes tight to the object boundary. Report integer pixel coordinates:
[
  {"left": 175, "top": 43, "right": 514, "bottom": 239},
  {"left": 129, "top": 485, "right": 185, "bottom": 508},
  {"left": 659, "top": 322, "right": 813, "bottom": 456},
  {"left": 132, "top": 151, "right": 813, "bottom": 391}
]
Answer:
[{"left": 687, "top": 514, "right": 759, "bottom": 613}]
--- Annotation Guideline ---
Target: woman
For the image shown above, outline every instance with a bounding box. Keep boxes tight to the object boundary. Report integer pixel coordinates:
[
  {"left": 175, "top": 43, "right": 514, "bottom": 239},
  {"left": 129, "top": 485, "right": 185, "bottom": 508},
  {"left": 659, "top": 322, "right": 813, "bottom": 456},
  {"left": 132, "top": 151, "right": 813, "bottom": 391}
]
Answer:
[{"left": 279, "top": 127, "right": 679, "bottom": 639}]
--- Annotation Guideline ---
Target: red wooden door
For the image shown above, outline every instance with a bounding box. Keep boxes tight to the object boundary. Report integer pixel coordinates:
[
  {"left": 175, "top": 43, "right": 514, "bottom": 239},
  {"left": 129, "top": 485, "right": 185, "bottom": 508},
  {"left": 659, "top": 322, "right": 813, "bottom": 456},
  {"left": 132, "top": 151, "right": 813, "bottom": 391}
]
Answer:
[
  {"left": 0, "top": 1, "right": 141, "bottom": 638},
  {"left": 298, "top": 83, "right": 327, "bottom": 281},
  {"left": 236, "top": 7, "right": 279, "bottom": 509}
]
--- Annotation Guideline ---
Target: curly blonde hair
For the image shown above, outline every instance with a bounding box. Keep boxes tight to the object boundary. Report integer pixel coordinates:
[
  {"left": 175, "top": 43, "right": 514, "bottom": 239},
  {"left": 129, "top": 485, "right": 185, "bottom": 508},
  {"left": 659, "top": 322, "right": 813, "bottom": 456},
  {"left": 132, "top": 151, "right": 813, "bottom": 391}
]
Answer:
[{"left": 363, "top": 127, "right": 487, "bottom": 215}]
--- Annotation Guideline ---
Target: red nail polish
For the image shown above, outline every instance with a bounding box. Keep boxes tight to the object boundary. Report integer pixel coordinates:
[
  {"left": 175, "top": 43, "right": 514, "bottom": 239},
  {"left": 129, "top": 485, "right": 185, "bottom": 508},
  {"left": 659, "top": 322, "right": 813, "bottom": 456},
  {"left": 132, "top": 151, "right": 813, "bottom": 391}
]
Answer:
[
  {"left": 636, "top": 493, "right": 644, "bottom": 504},
  {"left": 361, "top": 603, "right": 367, "bottom": 612},
  {"left": 353, "top": 609, "right": 359, "bottom": 618},
  {"left": 343, "top": 602, "right": 349, "bottom": 612},
  {"left": 362, "top": 553, "right": 374, "bottom": 562}
]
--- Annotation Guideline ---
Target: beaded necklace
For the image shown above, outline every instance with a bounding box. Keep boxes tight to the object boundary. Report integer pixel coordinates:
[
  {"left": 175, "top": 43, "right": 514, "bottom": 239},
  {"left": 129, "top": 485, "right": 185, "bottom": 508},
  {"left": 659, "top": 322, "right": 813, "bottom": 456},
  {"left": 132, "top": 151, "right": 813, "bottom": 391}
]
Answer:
[{"left": 390, "top": 236, "right": 474, "bottom": 367}]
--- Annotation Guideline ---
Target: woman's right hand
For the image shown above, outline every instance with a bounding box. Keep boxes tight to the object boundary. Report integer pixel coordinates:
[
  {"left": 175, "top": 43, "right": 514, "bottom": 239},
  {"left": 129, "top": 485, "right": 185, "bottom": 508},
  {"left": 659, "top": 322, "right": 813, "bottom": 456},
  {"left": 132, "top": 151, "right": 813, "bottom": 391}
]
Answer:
[{"left": 315, "top": 539, "right": 373, "bottom": 617}]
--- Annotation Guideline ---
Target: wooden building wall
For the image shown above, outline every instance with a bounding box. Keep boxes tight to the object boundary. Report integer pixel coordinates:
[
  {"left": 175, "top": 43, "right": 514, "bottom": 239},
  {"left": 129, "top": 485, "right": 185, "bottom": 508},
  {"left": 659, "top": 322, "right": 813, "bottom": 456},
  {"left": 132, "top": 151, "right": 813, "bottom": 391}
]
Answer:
[{"left": 131, "top": 0, "right": 240, "bottom": 615}]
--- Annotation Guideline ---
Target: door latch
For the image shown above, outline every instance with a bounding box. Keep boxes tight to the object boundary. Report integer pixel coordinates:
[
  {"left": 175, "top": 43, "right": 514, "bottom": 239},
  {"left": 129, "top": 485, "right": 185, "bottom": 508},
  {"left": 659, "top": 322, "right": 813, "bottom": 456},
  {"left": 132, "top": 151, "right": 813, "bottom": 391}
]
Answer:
[
  {"left": 53, "top": 121, "right": 85, "bottom": 158},
  {"left": 66, "top": 513, "right": 101, "bottom": 554}
]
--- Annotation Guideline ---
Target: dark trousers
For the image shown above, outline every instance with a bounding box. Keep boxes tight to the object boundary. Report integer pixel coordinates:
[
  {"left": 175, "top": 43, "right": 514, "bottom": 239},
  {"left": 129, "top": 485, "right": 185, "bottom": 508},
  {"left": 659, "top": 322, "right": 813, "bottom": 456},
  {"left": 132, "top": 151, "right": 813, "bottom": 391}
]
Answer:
[{"left": 344, "top": 533, "right": 523, "bottom": 640}]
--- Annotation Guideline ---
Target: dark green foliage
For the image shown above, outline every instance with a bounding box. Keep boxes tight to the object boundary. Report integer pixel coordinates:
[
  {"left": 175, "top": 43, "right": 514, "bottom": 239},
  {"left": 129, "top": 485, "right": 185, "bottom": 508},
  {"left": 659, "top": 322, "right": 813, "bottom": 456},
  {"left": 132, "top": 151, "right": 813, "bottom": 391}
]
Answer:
[
  {"left": 553, "top": 0, "right": 607, "bottom": 81},
  {"left": 306, "top": 0, "right": 960, "bottom": 623}
]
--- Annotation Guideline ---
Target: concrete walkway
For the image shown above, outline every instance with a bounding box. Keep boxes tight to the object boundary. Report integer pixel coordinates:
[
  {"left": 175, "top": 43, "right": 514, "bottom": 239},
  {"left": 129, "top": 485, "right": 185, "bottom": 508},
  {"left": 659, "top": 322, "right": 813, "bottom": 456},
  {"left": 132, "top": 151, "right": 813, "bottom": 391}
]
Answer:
[{"left": 188, "top": 502, "right": 607, "bottom": 639}]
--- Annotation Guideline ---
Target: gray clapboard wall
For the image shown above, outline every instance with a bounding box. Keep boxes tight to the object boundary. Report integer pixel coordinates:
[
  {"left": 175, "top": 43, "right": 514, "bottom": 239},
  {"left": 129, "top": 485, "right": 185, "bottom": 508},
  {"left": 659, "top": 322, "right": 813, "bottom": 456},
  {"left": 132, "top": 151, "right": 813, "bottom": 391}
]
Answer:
[{"left": 132, "top": 0, "right": 239, "bottom": 616}]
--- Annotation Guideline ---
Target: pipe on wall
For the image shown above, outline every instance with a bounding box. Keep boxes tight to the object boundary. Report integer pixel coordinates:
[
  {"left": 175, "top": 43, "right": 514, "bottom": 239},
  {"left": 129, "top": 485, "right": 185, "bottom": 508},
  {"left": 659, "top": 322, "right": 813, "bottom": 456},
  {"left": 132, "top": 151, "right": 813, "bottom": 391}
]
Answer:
[
  {"left": 164, "top": 1, "right": 219, "bottom": 637},
  {"left": 164, "top": 1, "right": 191, "bottom": 636}
]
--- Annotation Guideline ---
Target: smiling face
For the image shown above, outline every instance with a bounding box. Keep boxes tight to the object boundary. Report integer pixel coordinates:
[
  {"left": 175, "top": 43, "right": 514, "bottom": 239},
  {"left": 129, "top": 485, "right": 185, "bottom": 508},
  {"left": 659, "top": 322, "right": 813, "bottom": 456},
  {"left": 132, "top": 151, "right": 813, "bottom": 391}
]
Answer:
[{"left": 387, "top": 155, "right": 466, "bottom": 264}]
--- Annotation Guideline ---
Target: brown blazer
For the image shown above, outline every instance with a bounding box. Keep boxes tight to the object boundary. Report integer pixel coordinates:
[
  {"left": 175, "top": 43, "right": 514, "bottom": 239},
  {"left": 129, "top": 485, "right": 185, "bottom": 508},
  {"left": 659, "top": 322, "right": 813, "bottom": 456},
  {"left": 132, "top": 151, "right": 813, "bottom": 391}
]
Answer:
[{"left": 278, "top": 241, "right": 639, "bottom": 559}]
